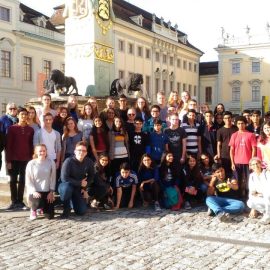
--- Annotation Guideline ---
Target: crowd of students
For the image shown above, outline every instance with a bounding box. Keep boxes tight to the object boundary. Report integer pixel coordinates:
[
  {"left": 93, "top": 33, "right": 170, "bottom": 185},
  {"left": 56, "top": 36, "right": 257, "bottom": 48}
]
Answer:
[{"left": 0, "top": 90, "right": 270, "bottom": 223}]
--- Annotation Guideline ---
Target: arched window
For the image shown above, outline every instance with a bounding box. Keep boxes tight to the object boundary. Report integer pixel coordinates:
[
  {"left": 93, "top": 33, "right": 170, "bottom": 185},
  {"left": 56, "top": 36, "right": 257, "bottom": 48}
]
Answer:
[
  {"left": 231, "top": 81, "right": 241, "bottom": 102},
  {"left": 249, "top": 79, "right": 262, "bottom": 102}
]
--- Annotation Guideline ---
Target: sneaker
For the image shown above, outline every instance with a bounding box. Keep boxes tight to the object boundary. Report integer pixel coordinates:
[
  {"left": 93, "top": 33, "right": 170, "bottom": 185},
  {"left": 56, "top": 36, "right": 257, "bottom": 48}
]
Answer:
[
  {"left": 5, "top": 203, "right": 17, "bottom": 211},
  {"left": 60, "top": 208, "right": 71, "bottom": 219},
  {"left": 37, "top": 208, "right": 44, "bottom": 216},
  {"left": 184, "top": 201, "right": 192, "bottom": 210},
  {"left": 29, "top": 210, "right": 37, "bottom": 221},
  {"left": 16, "top": 202, "right": 29, "bottom": 210},
  {"left": 207, "top": 208, "right": 215, "bottom": 216},
  {"left": 90, "top": 199, "right": 99, "bottom": 209},
  {"left": 154, "top": 201, "right": 161, "bottom": 211},
  {"left": 260, "top": 214, "right": 270, "bottom": 224},
  {"left": 217, "top": 212, "right": 230, "bottom": 222}
]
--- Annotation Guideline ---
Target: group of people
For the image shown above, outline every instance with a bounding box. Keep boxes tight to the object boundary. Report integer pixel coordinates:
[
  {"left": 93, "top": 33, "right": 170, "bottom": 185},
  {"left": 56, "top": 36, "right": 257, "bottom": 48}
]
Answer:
[{"left": 1, "top": 90, "right": 270, "bottom": 223}]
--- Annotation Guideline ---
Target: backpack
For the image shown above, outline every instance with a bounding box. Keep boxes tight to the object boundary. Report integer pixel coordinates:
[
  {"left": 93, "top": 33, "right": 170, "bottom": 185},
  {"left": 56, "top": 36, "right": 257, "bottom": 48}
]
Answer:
[{"left": 164, "top": 186, "right": 179, "bottom": 208}]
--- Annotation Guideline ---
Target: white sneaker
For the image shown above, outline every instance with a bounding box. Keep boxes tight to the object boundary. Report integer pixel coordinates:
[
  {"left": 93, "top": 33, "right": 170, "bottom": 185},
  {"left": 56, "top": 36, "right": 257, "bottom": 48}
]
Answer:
[
  {"left": 29, "top": 210, "right": 37, "bottom": 221},
  {"left": 260, "top": 214, "right": 270, "bottom": 224},
  {"left": 154, "top": 202, "right": 161, "bottom": 211}
]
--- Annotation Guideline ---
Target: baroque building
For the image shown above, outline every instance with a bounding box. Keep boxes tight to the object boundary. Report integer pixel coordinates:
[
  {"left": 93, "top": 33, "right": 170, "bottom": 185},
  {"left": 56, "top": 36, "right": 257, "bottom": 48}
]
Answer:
[{"left": 0, "top": 0, "right": 64, "bottom": 113}]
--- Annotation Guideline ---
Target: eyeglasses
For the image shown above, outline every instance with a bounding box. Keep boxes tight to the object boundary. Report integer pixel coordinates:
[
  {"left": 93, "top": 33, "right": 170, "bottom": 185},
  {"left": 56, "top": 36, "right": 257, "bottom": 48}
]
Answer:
[
  {"left": 9, "top": 108, "right": 17, "bottom": 110},
  {"left": 128, "top": 113, "right": 135, "bottom": 116},
  {"left": 250, "top": 163, "right": 259, "bottom": 166}
]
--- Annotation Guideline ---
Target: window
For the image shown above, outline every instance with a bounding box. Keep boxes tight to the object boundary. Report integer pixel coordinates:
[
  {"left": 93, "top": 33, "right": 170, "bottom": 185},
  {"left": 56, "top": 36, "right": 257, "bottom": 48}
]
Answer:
[
  {"left": 252, "top": 61, "right": 260, "bottom": 73},
  {"left": 177, "top": 59, "right": 181, "bottom": 68},
  {"left": 170, "top": 81, "right": 173, "bottom": 91},
  {"left": 183, "top": 83, "right": 186, "bottom": 91},
  {"left": 232, "top": 62, "right": 240, "bottom": 74},
  {"left": 177, "top": 82, "right": 181, "bottom": 91},
  {"left": 118, "top": 40, "right": 124, "bottom": 52},
  {"left": 23, "top": 56, "right": 32, "bottom": 81},
  {"left": 188, "top": 84, "right": 192, "bottom": 92},
  {"left": 128, "top": 43, "right": 134, "bottom": 54},
  {"left": 163, "top": 80, "right": 167, "bottom": 92},
  {"left": 188, "top": 62, "right": 192, "bottom": 71},
  {"left": 194, "top": 64, "right": 197, "bottom": 73},
  {"left": 232, "top": 86, "right": 240, "bottom": 102},
  {"left": 183, "top": 60, "right": 187, "bottom": 70},
  {"left": 155, "top": 78, "right": 159, "bottom": 92},
  {"left": 1, "top": 50, "right": 11, "bottom": 77},
  {"left": 145, "top": 48, "right": 151, "bottom": 59},
  {"left": 0, "top": 6, "right": 10, "bottom": 22},
  {"left": 43, "top": 60, "right": 51, "bottom": 79},
  {"left": 252, "top": 83, "right": 260, "bottom": 102},
  {"left": 169, "top": 56, "right": 174, "bottom": 66},
  {"left": 138, "top": 46, "right": 143, "bottom": 57},
  {"left": 155, "top": 52, "right": 160, "bottom": 62},
  {"left": 145, "top": 76, "right": 150, "bottom": 97},
  {"left": 205, "top": 87, "right": 212, "bottom": 104},
  {"left": 163, "top": 54, "right": 167, "bottom": 64},
  {"left": 60, "top": 63, "right": 65, "bottom": 73},
  {"left": 194, "top": 85, "right": 197, "bottom": 96},
  {"left": 119, "top": 70, "right": 124, "bottom": 79}
]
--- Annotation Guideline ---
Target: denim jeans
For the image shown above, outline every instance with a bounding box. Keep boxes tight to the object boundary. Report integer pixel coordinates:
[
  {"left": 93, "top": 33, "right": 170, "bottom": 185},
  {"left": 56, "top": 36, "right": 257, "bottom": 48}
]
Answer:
[
  {"left": 206, "top": 195, "right": 245, "bottom": 215},
  {"left": 58, "top": 182, "right": 87, "bottom": 215}
]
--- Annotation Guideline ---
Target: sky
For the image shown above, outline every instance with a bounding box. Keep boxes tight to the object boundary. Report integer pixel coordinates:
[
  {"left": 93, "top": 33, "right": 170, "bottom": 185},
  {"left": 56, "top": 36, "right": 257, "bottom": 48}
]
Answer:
[{"left": 20, "top": 0, "right": 270, "bottom": 62}]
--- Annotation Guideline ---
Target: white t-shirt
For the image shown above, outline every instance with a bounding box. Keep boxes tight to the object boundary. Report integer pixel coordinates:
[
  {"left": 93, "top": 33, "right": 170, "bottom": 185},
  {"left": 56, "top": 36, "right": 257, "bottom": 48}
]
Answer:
[{"left": 41, "top": 129, "right": 57, "bottom": 160}]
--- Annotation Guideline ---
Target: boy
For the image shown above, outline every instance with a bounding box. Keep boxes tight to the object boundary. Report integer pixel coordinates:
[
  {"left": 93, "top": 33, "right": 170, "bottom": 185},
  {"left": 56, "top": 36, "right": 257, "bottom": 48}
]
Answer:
[
  {"left": 149, "top": 119, "right": 169, "bottom": 165},
  {"left": 206, "top": 163, "right": 245, "bottom": 222},
  {"left": 115, "top": 162, "right": 138, "bottom": 209}
]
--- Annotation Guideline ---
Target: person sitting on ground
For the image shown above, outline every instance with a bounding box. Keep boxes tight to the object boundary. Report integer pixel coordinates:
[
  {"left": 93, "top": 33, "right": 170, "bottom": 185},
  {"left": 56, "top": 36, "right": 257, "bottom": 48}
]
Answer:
[
  {"left": 206, "top": 163, "right": 245, "bottom": 222},
  {"left": 58, "top": 141, "right": 95, "bottom": 218},
  {"left": 247, "top": 157, "right": 270, "bottom": 224},
  {"left": 26, "top": 144, "right": 56, "bottom": 220},
  {"left": 115, "top": 162, "right": 138, "bottom": 209}
]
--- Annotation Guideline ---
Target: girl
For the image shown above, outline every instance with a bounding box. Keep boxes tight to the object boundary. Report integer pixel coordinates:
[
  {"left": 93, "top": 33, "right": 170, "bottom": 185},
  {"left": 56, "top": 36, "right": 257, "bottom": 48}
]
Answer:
[
  {"left": 214, "top": 112, "right": 224, "bottom": 128},
  {"left": 25, "top": 144, "right": 55, "bottom": 220},
  {"left": 167, "top": 91, "right": 181, "bottom": 110},
  {"left": 247, "top": 157, "right": 270, "bottom": 224},
  {"left": 258, "top": 121, "right": 270, "bottom": 169},
  {"left": 27, "top": 106, "right": 40, "bottom": 132},
  {"left": 104, "top": 108, "right": 116, "bottom": 131},
  {"left": 178, "top": 91, "right": 191, "bottom": 123},
  {"left": 214, "top": 103, "right": 225, "bottom": 115},
  {"left": 78, "top": 103, "right": 94, "bottom": 143},
  {"left": 67, "top": 95, "right": 80, "bottom": 122},
  {"left": 135, "top": 97, "right": 151, "bottom": 122},
  {"left": 200, "top": 153, "right": 213, "bottom": 191},
  {"left": 182, "top": 155, "right": 204, "bottom": 209},
  {"left": 89, "top": 117, "right": 109, "bottom": 161},
  {"left": 87, "top": 97, "right": 99, "bottom": 118},
  {"left": 36, "top": 94, "right": 57, "bottom": 127},
  {"left": 109, "top": 117, "right": 129, "bottom": 180},
  {"left": 52, "top": 107, "right": 69, "bottom": 136},
  {"left": 159, "top": 151, "right": 182, "bottom": 210},
  {"left": 89, "top": 153, "right": 114, "bottom": 209},
  {"left": 138, "top": 154, "right": 161, "bottom": 211},
  {"left": 61, "top": 117, "right": 83, "bottom": 162}
]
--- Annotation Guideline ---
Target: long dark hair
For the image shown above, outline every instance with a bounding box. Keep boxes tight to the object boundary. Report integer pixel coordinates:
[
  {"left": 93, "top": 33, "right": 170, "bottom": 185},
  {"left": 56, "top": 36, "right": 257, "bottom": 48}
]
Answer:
[
  {"left": 159, "top": 151, "right": 178, "bottom": 180},
  {"left": 259, "top": 120, "right": 270, "bottom": 145},
  {"left": 138, "top": 153, "right": 155, "bottom": 172},
  {"left": 91, "top": 117, "right": 109, "bottom": 149},
  {"left": 95, "top": 153, "right": 111, "bottom": 180},
  {"left": 112, "top": 117, "right": 126, "bottom": 135},
  {"left": 185, "top": 155, "right": 203, "bottom": 183}
]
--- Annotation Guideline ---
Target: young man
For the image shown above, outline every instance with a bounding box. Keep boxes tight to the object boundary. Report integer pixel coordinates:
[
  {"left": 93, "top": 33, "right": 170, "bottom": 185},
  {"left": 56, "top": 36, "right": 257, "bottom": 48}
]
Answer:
[
  {"left": 149, "top": 119, "right": 169, "bottom": 165},
  {"left": 246, "top": 110, "right": 261, "bottom": 139},
  {"left": 100, "top": 96, "right": 118, "bottom": 122},
  {"left": 242, "top": 109, "right": 252, "bottom": 126},
  {"left": 215, "top": 111, "right": 238, "bottom": 175},
  {"left": 128, "top": 117, "right": 149, "bottom": 172},
  {"left": 180, "top": 109, "right": 202, "bottom": 157},
  {"left": 156, "top": 91, "right": 168, "bottom": 122},
  {"left": 229, "top": 116, "right": 257, "bottom": 198},
  {"left": 115, "top": 162, "right": 138, "bottom": 209},
  {"left": 182, "top": 99, "right": 204, "bottom": 125},
  {"left": 206, "top": 163, "right": 245, "bottom": 222},
  {"left": 116, "top": 94, "right": 128, "bottom": 122},
  {"left": 58, "top": 141, "right": 95, "bottom": 218},
  {"left": 6, "top": 107, "right": 34, "bottom": 210},
  {"left": 201, "top": 110, "right": 217, "bottom": 157},
  {"left": 33, "top": 113, "right": 61, "bottom": 170},
  {"left": 143, "top": 105, "right": 167, "bottom": 133},
  {"left": 164, "top": 113, "right": 187, "bottom": 166}
]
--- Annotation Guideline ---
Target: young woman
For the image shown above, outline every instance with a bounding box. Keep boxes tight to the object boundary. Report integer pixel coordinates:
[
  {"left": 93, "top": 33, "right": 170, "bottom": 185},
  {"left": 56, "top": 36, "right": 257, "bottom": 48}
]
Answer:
[
  {"left": 90, "top": 117, "right": 109, "bottom": 161},
  {"left": 109, "top": 117, "right": 129, "bottom": 180},
  {"left": 258, "top": 121, "right": 270, "bottom": 169},
  {"left": 52, "top": 107, "right": 69, "bottom": 136},
  {"left": 104, "top": 108, "right": 116, "bottom": 131},
  {"left": 214, "top": 112, "right": 224, "bottom": 128},
  {"left": 167, "top": 91, "right": 181, "bottom": 110},
  {"left": 36, "top": 94, "right": 57, "bottom": 127},
  {"left": 135, "top": 97, "right": 151, "bottom": 122},
  {"left": 25, "top": 144, "right": 56, "bottom": 220},
  {"left": 182, "top": 155, "right": 204, "bottom": 209},
  {"left": 178, "top": 90, "right": 191, "bottom": 122},
  {"left": 247, "top": 157, "right": 270, "bottom": 224},
  {"left": 87, "top": 97, "right": 99, "bottom": 118},
  {"left": 138, "top": 154, "right": 161, "bottom": 210},
  {"left": 200, "top": 153, "right": 213, "bottom": 191},
  {"left": 61, "top": 117, "right": 83, "bottom": 162},
  {"left": 200, "top": 103, "right": 210, "bottom": 115},
  {"left": 27, "top": 106, "right": 40, "bottom": 132},
  {"left": 159, "top": 151, "right": 182, "bottom": 210},
  {"left": 67, "top": 95, "right": 80, "bottom": 122},
  {"left": 78, "top": 103, "right": 94, "bottom": 143},
  {"left": 214, "top": 103, "right": 225, "bottom": 115},
  {"left": 89, "top": 153, "right": 114, "bottom": 209}
]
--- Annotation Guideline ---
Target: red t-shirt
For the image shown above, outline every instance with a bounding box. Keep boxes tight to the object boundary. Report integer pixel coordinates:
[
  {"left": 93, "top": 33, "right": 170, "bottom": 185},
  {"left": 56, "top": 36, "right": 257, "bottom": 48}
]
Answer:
[{"left": 229, "top": 131, "right": 256, "bottom": 164}]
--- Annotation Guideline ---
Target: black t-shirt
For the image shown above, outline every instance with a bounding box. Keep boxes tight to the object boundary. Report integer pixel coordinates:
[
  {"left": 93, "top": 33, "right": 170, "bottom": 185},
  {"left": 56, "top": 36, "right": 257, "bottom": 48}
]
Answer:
[
  {"left": 129, "top": 131, "right": 149, "bottom": 158},
  {"left": 216, "top": 125, "right": 238, "bottom": 159},
  {"left": 164, "top": 127, "right": 187, "bottom": 159},
  {"left": 214, "top": 177, "right": 239, "bottom": 199}
]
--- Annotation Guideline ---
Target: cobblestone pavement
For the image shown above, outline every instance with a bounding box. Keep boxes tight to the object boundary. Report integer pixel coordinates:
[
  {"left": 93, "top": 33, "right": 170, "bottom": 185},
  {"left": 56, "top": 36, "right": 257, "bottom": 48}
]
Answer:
[{"left": 0, "top": 205, "right": 270, "bottom": 270}]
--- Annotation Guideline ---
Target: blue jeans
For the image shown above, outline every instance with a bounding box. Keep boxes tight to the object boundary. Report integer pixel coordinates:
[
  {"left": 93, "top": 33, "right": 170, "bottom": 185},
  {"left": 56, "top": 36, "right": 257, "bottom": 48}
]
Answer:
[
  {"left": 206, "top": 196, "right": 245, "bottom": 215},
  {"left": 58, "top": 182, "right": 87, "bottom": 216}
]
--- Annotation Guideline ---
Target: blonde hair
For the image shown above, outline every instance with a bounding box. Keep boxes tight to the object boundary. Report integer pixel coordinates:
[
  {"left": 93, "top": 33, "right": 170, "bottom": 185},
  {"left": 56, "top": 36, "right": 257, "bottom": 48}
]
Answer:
[{"left": 33, "top": 144, "right": 47, "bottom": 159}]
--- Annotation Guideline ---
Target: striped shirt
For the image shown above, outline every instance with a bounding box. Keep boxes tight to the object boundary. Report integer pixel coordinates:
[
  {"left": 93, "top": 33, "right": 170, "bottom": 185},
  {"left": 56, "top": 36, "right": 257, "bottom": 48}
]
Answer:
[{"left": 181, "top": 122, "right": 201, "bottom": 154}]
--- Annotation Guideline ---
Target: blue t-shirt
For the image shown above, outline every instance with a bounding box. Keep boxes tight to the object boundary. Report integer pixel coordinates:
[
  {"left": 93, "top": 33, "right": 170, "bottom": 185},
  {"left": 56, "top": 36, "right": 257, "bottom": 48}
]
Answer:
[
  {"left": 115, "top": 171, "right": 138, "bottom": 188},
  {"left": 149, "top": 132, "right": 168, "bottom": 161}
]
